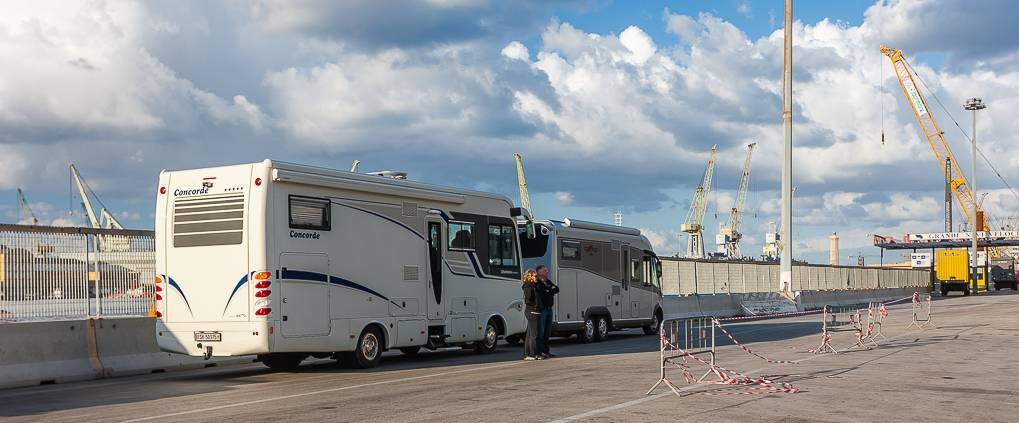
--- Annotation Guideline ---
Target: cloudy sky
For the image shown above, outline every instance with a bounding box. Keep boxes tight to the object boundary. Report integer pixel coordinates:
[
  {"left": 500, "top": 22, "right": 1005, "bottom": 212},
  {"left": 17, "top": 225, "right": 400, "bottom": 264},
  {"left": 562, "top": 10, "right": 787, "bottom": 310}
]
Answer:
[{"left": 3, "top": 0, "right": 1019, "bottom": 264}]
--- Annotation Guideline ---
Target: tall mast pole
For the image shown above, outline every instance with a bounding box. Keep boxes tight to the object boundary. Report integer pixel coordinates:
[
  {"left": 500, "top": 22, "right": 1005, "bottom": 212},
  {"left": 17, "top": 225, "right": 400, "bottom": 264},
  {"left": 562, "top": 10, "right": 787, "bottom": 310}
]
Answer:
[{"left": 780, "top": 0, "right": 794, "bottom": 292}]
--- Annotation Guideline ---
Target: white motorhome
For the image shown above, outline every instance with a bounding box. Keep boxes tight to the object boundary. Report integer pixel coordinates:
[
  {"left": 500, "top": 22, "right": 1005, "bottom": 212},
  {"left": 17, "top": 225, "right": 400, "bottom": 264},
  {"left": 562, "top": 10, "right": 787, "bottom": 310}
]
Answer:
[
  {"left": 519, "top": 219, "right": 663, "bottom": 342},
  {"left": 154, "top": 160, "right": 529, "bottom": 369}
]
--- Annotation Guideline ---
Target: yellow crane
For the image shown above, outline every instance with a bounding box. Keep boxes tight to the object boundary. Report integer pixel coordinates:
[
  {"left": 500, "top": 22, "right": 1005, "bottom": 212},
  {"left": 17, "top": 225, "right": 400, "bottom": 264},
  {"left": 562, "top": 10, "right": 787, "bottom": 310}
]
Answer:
[
  {"left": 880, "top": 46, "right": 994, "bottom": 254},
  {"left": 681, "top": 145, "right": 717, "bottom": 258},
  {"left": 514, "top": 153, "right": 533, "bottom": 216},
  {"left": 718, "top": 143, "right": 756, "bottom": 258}
]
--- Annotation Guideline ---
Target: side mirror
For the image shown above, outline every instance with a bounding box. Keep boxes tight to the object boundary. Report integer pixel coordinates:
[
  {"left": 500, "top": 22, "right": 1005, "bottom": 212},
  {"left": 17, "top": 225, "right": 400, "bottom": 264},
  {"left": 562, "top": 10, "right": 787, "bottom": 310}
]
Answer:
[{"left": 511, "top": 207, "right": 536, "bottom": 239}]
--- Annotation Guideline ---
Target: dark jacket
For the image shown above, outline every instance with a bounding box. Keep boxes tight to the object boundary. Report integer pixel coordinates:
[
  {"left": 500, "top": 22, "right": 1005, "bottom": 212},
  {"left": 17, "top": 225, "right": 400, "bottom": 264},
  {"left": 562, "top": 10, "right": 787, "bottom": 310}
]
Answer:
[
  {"left": 522, "top": 283, "right": 542, "bottom": 313},
  {"left": 538, "top": 279, "right": 560, "bottom": 309}
]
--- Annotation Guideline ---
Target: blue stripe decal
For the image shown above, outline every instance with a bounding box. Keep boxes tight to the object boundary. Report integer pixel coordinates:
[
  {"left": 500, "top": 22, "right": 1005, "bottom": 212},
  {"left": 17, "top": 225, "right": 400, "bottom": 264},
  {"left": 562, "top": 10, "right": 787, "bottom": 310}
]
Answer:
[
  {"left": 222, "top": 274, "right": 250, "bottom": 317},
  {"left": 332, "top": 201, "right": 424, "bottom": 240},
  {"left": 166, "top": 276, "right": 193, "bottom": 316},
  {"left": 281, "top": 269, "right": 397, "bottom": 305}
]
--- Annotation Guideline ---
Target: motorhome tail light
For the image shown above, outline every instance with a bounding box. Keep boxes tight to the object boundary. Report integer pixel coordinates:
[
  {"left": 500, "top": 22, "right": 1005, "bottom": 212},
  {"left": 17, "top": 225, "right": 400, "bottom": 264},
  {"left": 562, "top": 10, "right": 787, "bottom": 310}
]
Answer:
[
  {"left": 159, "top": 186, "right": 166, "bottom": 194},
  {"left": 255, "top": 177, "right": 262, "bottom": 186},
  {"left": 254, "top": 280, "right": 271, "bottom": 289},
  {"left": 155, "top": 293, "right": 163, "bottom": 301},
  {"left": 154, "top": 276, "right": 162, "bottom": 284},
  {"left": 155, "top": 311, "right": 163, "bottom": 318},
  {"left": 255, "top": 308, "right": 271, "bottom": 316},
  {"left": 155, "top": 285, "right": 162, "bottom": 292},
  {"left": 254, "top": 271, "right": 271, "bottom": 280},
  {"left": 255, "top": 289, "right": 271, "bottom": 298}
]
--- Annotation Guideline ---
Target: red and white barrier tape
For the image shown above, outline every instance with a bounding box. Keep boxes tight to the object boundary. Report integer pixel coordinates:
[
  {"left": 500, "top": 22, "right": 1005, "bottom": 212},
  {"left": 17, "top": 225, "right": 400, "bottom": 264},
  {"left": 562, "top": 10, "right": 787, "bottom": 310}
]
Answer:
[
  {"left": 661, "top": 336, "right": 800, "bottom": 394},
  {"left": 710, "top": 318, "right": 797, "bottom": 364}
]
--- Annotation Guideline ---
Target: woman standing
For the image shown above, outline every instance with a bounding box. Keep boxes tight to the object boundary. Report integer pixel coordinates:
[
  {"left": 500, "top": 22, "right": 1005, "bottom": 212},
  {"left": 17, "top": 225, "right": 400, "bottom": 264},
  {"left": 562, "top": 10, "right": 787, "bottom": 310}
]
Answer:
[{"left": 521, "top": 269, "right": 543, "bottom": 360}]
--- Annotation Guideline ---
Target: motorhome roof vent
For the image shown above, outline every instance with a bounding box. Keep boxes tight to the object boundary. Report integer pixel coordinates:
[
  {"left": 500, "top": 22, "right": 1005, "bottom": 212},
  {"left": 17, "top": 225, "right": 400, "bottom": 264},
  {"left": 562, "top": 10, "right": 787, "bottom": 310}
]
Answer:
[{"left": 367, "top": 171, "right": 408, "bottom": 180}]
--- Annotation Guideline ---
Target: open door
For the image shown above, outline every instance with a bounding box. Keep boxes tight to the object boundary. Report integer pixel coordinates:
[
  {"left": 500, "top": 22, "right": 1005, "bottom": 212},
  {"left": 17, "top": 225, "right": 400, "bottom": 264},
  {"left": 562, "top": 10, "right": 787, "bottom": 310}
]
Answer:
[{"left": 426, "top": 219, "right": 446, "bottom": 320}]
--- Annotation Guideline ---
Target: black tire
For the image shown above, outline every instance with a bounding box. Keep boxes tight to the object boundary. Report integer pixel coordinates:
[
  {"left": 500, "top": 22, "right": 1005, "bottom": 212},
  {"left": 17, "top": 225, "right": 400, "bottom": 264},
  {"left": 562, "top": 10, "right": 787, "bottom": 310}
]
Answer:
[
  {"left": 399, "top": 346, "right": 421, "bottom": 355},
  {"left": 258, "top": 353, "right": 306, "bottom": 371},
  {"left": 643, "top": 311, "right": 661, "bottom": 336},
  {"left": 577, "top": 316, "right": 596, "bottom": 343},
  {"left": 941, "top": 287, "right": 949, "bottom": 297},
  {"left": 963, "top": 289, "right": 971, "bottom": 296},
  {"left": 1013, "top": 283, "right": 1018, "bottom": 291},
  {"left": 352, "top": 326, "right": 384, "bottom": 369},
  {"left": 595, "top": 316, "right": 609, "bottom": 342},
  {"left": 504, "top": 334, "right": 522, "bottom": 346},
  {"left": 474, "top": 319, "right": 499, "bottom": 354}
]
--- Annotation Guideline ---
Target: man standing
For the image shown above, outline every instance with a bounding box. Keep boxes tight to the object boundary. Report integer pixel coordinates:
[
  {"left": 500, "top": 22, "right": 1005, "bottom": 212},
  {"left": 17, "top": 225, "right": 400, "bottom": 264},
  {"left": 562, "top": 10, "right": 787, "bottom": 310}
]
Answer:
[{"left": 535, "top": 265, "right": 560, "bottom": 358}]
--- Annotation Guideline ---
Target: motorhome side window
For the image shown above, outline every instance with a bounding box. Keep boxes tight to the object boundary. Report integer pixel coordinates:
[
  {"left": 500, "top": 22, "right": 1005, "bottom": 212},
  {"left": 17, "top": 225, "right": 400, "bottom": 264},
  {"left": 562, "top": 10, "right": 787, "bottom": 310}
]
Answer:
[
  {"left": 488, "top": 224, "right": 517, "bottom": 267},
  {"left": 561, "top": 240, "right": 581, "bottom": 261},
  {"left": 448, "top": 221, "right": 475, "bottom": 251},
  {"left": 289, "top": 196, "right": 331, "bottom": 231}
]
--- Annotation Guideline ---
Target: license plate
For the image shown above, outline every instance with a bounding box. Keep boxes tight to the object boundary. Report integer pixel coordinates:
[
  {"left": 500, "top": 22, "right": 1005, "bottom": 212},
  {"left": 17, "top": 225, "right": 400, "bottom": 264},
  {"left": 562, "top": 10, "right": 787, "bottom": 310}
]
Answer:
[{"left": 194, "top": 331, "right": 222, "bottom": 342}]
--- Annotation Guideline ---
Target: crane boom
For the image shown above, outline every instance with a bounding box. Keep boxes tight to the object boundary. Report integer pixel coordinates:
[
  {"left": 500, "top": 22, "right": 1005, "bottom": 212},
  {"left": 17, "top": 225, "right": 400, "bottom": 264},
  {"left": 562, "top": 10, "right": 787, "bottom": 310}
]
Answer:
[
  {"left": 719, "top": 143, "right": 756, "bottom": 258},
  {"left": 682, "top": 145, "right": 717, "bottom": 258},
  {"left": 514, "top": 153, "right": 533, "bottom": 216},
  {"left": 16, "top": 188, "right": 38, "bottom": 225},
  {"left": 101, "top": 208, "right": 124, "bottom": 230},
  {"left": 881, "top": 46, "right": 989, "bottom": 233},
  {"left": 729, "top": 142, "right": 756, "bottom": 235},
  {"left": 69, "top": 163, "right": 101, "bottom": 229}
]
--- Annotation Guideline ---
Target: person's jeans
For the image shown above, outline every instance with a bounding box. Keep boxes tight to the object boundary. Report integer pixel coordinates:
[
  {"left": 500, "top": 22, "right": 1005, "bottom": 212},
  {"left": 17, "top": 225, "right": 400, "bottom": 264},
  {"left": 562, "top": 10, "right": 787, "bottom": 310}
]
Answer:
[
  {"left": 524, "top": 311, "right": 541, "bottom": 358},
  {"left": 539, "top": 308, "right": 554, "bottom": 355}
]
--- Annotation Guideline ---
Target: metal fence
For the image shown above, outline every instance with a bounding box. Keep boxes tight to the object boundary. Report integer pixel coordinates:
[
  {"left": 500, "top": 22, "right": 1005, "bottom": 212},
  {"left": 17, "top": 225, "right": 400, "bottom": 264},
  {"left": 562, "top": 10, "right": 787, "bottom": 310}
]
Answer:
[
  {"left": 0, "top": 224, "right": 155, "bottom": 322},
  {"left": 661, "top": 257, "right": 931, "bottom": 296}
]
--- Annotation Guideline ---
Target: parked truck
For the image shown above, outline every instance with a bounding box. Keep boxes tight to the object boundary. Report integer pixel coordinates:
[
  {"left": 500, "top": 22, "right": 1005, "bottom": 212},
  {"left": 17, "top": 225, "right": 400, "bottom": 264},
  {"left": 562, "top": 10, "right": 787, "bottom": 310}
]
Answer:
[
  {"left": 936, "top": 249, "right": 978, "bottom": 296},
  {"left": 989, "top": 258, "right": 1018, "bottom": 291}
]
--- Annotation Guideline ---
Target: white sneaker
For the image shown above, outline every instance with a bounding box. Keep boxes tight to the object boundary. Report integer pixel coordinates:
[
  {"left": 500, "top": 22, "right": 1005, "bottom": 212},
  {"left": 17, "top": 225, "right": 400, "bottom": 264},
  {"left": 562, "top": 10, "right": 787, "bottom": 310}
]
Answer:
[{"left": 524, "top": 356, "right": 537, "bottom": 361}]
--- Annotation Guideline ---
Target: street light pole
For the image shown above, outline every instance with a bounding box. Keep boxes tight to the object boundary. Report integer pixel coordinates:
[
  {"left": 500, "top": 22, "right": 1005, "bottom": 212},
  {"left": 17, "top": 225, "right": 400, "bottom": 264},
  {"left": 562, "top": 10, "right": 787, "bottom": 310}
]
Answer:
[{"left": 964, "top": 97, "right": 985, "bottom": 295}]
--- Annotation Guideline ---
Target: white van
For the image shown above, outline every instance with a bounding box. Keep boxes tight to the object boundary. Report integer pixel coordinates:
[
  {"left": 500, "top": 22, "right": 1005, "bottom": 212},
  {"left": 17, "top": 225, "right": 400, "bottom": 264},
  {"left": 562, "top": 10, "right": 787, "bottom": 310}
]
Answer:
[
  {"left": 519, "top": 219, "right": 663, "bottom": 342},
  {"left": 154, "top": 160, "right": 529, "bottom": 369}
]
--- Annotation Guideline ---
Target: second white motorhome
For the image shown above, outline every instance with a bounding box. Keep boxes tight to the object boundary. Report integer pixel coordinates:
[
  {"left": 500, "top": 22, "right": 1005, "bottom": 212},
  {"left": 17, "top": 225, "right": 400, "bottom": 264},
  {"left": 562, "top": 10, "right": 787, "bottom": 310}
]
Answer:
[
  {"left": 154, "top": 160, "right": 529, "bottom": 369},
  {"left": 519, "top": 219, "right": 663, "bottom": 343}
]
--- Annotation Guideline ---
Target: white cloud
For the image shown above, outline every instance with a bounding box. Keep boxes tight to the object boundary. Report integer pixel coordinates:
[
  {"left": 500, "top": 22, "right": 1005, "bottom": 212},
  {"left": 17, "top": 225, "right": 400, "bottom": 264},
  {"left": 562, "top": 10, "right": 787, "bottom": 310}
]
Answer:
[
  {"left": 554, "top": 191, "right": 575, "bottom": 206},
  {"left": 736, "top": 1, "right": 751, "bottom": 17},
  {"left": 501, "top": 41, "right": 530, "bottom": 61}
]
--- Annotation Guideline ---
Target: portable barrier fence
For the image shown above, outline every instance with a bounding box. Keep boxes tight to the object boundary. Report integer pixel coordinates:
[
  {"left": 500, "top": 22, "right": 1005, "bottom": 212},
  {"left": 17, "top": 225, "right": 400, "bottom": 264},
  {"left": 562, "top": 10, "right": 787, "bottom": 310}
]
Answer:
[
  {"left": 865, "top": 301, "right": 889, "bottom": 342},
  {"left": 0, "top": 224, "right": 155, "bottom": 322},
  {"left": 906, "top": 292, "right": 933, "bottom": 329},
  {"left": 648, "top": 316, "right": 799, "bottom": 396},
  {"left": 809, "top": 305, "right": 864, "bottom": 354}
]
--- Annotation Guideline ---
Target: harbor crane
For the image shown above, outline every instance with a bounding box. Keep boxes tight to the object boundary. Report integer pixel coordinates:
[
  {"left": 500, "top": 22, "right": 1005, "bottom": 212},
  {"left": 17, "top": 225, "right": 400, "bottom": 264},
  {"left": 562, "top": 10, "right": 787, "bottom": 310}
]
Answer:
[
  {"left": 717, "top": 143, "right": 756, "bottom": 258},
  {"left": 16, "top": 188, "right": 38, "bottom": 225},
  {"left": 514, "top": 153, "right": 533, "bottom": 216},
  {"left": 880, "top": 46, "right": 999, "bottom": 257},
  {"left": 681, "top": 145, "right": 717, "bottom": 258},
  {"left": 69, "top": 162, "right": 123, "bottom": 230}
]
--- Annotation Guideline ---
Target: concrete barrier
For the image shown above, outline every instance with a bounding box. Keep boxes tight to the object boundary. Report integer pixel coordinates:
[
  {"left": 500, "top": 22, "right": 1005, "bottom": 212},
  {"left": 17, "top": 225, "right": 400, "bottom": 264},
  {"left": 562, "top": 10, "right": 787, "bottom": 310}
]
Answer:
[
  {"left": 0, "top": 317, "right": 253, "bottom": 390},
  {"left": 697, "top": 294, "right": 740, "bottom": 318},
  {"left": 0, "top": 320, "right": 98, "bottom": 389},
  {"left": 663, "top": 294, "right": 741, "bottom": 320},
  {"left": 795, "top": 287, "right": 930, "bottom": 311}
]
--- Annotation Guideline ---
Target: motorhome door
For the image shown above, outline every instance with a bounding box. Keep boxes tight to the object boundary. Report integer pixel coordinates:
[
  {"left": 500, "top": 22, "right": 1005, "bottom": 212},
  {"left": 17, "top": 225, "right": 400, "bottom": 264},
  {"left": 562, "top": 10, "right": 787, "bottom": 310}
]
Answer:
[
  {"left": 279, "top": 253, "right": 330, "bottom": 337},
  {"left": 425, "top": 218, "right": 446, "bottom": 320}
]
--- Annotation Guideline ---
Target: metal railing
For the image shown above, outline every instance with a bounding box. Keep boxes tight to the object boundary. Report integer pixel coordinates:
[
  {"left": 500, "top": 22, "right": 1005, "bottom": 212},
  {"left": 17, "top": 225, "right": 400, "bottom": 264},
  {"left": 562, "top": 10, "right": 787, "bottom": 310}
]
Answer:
[{"left": 0, "top": 224, "right": 155, "bottom": 323}]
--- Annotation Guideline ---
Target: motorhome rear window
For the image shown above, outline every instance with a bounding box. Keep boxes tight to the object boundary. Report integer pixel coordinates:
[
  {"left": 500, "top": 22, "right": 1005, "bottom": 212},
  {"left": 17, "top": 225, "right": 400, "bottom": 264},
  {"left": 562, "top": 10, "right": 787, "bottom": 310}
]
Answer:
[
  {"left": 289, "top": 196, "right": 331, "bottom": 231},
  {"left": 448, "top": 221, "right": 475, "bottom": 251},
  {"left": 561, "top": 241, "right": 581, "bottom": 261}
]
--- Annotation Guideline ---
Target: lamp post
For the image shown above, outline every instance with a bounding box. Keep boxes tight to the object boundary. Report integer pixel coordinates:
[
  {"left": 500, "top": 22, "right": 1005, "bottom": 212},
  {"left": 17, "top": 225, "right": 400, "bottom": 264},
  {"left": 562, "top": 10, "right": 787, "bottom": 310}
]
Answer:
[{"left": 964, "top": 97, "right": 985, "bottom": 295}]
